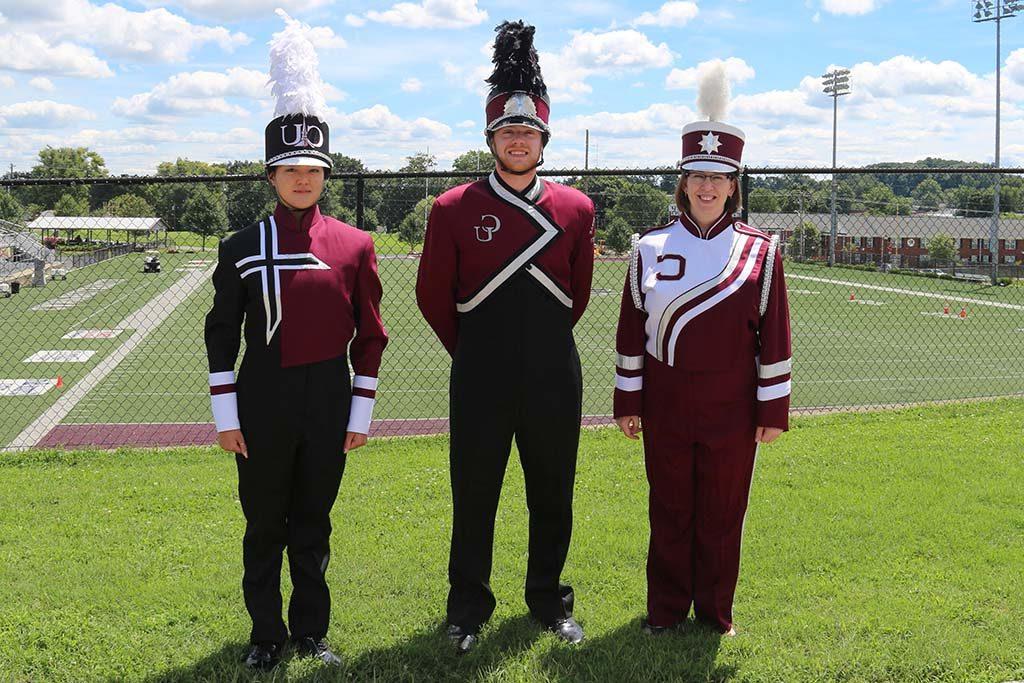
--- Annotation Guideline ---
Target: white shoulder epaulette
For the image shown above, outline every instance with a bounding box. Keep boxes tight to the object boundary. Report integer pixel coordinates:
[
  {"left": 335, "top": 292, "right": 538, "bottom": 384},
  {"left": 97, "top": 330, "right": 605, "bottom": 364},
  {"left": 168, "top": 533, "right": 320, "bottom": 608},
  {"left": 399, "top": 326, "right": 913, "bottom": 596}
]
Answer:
[
  {"left": 759, "top": 234, "right": 779, "bottom": 317},
  {"left": 629, "top": 232, "right": 643, "bottom": 310}
]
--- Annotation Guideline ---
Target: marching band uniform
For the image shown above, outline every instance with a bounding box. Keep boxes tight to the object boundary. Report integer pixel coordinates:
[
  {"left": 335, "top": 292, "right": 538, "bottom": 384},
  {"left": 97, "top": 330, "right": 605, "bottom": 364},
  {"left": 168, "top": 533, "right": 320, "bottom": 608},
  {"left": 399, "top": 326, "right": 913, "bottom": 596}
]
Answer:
[
  {"left": 204, "top": 12, "right": 387, "bottom": 667},
  {"left": 416, "top": 21, "right": 594, "bottom": 647},
  {"left": 613, "top": 120, "right": 791, "bottom": 633}
]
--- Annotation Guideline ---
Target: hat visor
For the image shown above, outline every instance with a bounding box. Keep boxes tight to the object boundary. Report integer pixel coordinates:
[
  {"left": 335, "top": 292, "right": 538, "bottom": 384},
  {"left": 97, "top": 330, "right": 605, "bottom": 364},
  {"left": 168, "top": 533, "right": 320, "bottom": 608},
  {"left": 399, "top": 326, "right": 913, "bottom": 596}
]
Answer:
[
  {"left": 680, "top": 160, "right": 738, "bottom": 173},
  {"left": 486, "top": 116, "right": 549, "bottom": 134},
  {"left": 268, "top": 156, "right": 331, "bottom": 169}
]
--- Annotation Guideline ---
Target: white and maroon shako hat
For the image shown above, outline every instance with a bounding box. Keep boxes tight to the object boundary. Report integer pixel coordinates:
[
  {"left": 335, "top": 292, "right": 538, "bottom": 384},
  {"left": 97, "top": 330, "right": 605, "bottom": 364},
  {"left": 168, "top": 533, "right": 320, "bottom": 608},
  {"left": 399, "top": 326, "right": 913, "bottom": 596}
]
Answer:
[
  {"left": 679, "top": 121, "right": 745, "bottom": 173},
  {"left": 484, "top": 20, "right": 551, "bottom": 138},
  {"left": 265, "top": 11, "right": 334, "bottom": 172}
]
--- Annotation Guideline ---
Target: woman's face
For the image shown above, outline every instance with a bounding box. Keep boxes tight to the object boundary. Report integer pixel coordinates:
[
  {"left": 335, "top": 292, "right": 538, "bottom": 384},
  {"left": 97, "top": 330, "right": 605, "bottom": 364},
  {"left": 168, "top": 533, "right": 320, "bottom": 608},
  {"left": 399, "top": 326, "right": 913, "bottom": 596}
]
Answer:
[
  {"left": 683, "top": 171, "right": 735, "bottom": 226},
  {"left": 268, "top": 165, "right": 325, "bottom": 210}
]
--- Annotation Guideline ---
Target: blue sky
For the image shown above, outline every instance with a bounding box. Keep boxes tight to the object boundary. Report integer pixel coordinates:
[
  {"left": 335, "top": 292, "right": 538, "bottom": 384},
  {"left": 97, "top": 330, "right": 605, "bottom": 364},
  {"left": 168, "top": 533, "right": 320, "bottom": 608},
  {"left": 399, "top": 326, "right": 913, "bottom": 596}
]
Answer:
[{"left": 1, "top": 0, "right": 1023, "bottom": 174}]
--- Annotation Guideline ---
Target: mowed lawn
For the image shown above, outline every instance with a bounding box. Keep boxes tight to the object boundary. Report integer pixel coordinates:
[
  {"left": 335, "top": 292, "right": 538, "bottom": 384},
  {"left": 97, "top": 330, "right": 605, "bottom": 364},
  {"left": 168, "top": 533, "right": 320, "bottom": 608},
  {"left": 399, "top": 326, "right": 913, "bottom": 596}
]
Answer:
[{"left": 1, "top": 399, "right": 1022, "bottom": 682}]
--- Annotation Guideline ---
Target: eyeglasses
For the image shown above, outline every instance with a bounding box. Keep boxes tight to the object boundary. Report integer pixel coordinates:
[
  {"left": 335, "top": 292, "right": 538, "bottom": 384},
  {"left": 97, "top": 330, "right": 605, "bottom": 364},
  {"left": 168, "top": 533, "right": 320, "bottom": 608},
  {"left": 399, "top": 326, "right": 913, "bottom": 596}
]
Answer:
[{"left": 686, "top": 173, "right": 733, "bottom": 186}]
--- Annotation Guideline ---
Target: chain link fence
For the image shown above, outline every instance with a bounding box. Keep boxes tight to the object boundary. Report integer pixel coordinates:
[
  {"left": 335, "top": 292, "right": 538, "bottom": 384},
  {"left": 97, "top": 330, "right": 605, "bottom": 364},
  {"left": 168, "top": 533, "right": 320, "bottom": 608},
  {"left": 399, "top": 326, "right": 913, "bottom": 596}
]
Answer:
[{"left": 1, "top": 167, "right": 1022, "bottom": 450}]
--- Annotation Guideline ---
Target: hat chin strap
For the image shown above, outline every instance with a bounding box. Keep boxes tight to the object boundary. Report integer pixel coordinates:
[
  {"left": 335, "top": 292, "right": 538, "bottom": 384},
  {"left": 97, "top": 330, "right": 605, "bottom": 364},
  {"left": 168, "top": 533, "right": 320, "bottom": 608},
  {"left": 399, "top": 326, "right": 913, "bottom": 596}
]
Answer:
[{"left": 488, "top": 138, "right": 545, "bottom": 176}]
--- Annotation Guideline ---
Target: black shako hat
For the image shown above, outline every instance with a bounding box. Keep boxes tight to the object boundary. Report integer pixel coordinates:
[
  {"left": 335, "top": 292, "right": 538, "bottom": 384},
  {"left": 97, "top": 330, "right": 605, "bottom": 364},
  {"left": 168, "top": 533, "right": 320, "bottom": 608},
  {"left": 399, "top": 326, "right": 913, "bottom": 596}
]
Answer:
[
  {"left": 265, "top": 9, "right": 333, "bottom": 171},
  {"left": 484, "top": 20, "right": 551, "bottom": 140}
]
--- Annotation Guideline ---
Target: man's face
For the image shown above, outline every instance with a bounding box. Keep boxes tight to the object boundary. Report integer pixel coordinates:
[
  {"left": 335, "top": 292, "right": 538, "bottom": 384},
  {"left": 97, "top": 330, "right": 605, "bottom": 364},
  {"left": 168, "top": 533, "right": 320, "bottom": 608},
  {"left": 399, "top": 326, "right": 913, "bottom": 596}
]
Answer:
[
  {"left": 268, "top": 165, "right": 325, "bottom": 210},
  {"left": 492, "top": 125, "right": 543, "bottom": 174}
]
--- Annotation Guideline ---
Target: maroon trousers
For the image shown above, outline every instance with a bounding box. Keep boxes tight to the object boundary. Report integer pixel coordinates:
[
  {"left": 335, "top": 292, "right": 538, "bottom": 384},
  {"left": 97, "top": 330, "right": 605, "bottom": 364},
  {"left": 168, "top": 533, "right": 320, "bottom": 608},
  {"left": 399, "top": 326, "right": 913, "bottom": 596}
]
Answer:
[{"left": 641, "top": 355, "right": 758, "bottom": 633}]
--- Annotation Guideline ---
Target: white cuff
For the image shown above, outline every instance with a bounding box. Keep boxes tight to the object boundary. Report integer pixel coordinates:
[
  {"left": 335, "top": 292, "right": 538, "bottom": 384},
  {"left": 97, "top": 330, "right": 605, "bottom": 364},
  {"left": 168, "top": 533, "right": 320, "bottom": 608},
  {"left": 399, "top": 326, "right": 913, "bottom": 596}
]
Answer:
[
  {"left": 615, "top": 374, "right": 643, "bottom": 392},
  {"left": 211, "top": 392, "right": 240, "bottom": 432},
  {"left": 346, "top": 395, "right": 375, "bottom": 435},
  {"left": 757, "top": 381, "right": 791, "bottom": 402},
  {"left": 616, "top": 353, "right": 644, "bottom": 371}
]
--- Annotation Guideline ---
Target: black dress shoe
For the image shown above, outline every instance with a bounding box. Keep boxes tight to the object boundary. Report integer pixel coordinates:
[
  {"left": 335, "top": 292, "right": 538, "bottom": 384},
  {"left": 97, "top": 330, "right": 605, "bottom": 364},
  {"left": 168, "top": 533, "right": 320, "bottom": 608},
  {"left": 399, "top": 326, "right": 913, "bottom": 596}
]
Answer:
[
  {"left": 446, "top": 624, "right": 478, "bottom": 655},
  {"left": 241, "top": 642, "right": 281, "bottom": 670},
  {"left": 640, "top": 619, "right": 674, "bottom": 636},
  {"left": 547, "top": 617, "right": 584, "bottom": 644},
  {"left": 293, "top": 637, "right": 342, "bottom": 666}
]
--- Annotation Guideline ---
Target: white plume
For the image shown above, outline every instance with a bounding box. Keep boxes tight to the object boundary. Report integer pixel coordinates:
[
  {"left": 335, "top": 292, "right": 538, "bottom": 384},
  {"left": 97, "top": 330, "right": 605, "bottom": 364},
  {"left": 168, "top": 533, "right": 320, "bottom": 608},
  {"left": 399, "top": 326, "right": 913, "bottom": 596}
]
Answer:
[
  {"left": 268, "top": 9, "right": 327, "bottom": 118},
  {"left": 695, "top": 61, "right": 729, "bottom": 121}
]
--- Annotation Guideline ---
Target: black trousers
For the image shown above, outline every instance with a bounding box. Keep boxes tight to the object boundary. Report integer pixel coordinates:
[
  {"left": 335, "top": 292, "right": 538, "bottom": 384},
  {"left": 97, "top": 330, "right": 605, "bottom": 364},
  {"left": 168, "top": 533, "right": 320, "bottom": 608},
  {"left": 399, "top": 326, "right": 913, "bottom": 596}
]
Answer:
[
  {"left": 446, "top": 275, "right": 582, "bottom": 631},
  {"left": 235, "top": 355, "right": 351, "bottom": 645}
]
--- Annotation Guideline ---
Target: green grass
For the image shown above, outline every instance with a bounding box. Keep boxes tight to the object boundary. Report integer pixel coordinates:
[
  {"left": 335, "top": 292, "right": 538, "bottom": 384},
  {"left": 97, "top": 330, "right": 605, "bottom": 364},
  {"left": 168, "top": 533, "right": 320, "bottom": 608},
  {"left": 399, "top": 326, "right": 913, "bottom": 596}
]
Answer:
[
  {"left": 3, "top": 251, "right": 1023, "bottom": 448},
  {"left": 1, "top": 399, "right": 1022, "bottom": 681}
]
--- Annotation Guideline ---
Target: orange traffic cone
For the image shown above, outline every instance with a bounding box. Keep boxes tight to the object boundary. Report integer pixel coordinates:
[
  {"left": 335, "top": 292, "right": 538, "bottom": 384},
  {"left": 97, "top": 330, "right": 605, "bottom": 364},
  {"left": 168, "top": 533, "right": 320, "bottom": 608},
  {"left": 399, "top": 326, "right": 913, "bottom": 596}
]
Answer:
[
  {"left": 55, "top": 375, "right": 64, "bottom": 389},
  {"left": 959, "top": 307, "right": 967, "bottom": 319},
  {"left": 849, "top": 291, "right": 856, "bottom": 301},
  {"left": 943, "top": 303, "right": 950, "bottom": 315}
]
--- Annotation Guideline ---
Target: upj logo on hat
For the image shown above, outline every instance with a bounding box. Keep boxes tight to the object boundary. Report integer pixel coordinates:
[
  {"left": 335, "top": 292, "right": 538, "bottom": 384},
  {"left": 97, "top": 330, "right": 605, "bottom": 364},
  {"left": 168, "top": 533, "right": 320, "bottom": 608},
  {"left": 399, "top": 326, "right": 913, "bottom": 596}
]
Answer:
[{"left": 281, "top": 122, "right": 325, "bottom": 148}]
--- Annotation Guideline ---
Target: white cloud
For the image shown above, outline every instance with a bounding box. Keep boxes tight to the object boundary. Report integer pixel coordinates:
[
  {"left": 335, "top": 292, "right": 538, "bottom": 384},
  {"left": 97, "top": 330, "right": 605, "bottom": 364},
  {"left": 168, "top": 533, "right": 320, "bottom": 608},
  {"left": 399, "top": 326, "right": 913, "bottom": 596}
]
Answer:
[
  {"left": 0, "top": 74, "right": 12, "bottom": 87},
  {"left": 0, "top": 33, "right": 112, "bottom": 78},
  {"left": 28, "top": 76, "right": 54, "bottom": 91},
  {"left": 731, "top": 90, "right": 823, "bottom": 123},
  {"left": 401, "top": 77, "right": 423, "bottom": 93},
  {"left": 457, "top": 119, "right": 477, "bottom": 128},
  {"left": 340, "top": 104, "right": 452, "bottom": 141},
  {"left": 821, "top": 0, "right": 882, "bottom": 15},
  {"left": 0, "top": 100, "right": 95, "bottom": 128},
  {"left": 112, "top": 67, "right": 268, "bottom": 120},
  {"left": 2, "top": 0, "right": 249, "bottom": 63},
  {"left": 842, "top": 56, "right": 978, "bottom": 98},
  {"left": 666, "top": 57, "right": 755, "bottom": 90},
  {"left": 359, "top": 0, "right": 487, "bottom": 29},
  {"left": 1006, "top": 48, "right": 1024, "bottom": 87},
  {"left": 345, "top": 14, "right": 366, "bottom": 27},
  {"left": 541, "top": 30, "right": 674, "bottom": 103},
  {"left": 307, "top": 26, "right": 347, "bottom": 50},
  {"left": 633, "top": 1, "right": 699, "bottom": 27},
  {"left": 137, "top": 0, "right": 330, "bottom": 22}
]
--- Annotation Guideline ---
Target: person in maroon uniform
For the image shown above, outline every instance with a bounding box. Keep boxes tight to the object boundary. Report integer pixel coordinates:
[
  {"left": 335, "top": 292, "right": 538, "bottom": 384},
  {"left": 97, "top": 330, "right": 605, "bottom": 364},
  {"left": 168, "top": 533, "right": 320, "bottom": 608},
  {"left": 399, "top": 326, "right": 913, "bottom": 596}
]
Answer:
[
  {"left": 613, "top": 118, "right": 791, "bottom": 636},
  {"left": 416, "top": 20, "right": 595, "bottom": 653},
  {"left": 204, "top": 13, "right": 387, "bottom": 670}
]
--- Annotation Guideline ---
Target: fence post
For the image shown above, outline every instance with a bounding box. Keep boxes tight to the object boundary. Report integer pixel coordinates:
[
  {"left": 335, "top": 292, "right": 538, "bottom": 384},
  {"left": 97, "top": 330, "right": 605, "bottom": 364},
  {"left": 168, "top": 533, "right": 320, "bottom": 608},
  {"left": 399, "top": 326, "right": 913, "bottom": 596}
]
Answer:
[
  {"left": 740, "top": 170, "right": 749, "bottom": 224},
  {"left": 356, "top": 176, "right": 365, "bottom": 231}
]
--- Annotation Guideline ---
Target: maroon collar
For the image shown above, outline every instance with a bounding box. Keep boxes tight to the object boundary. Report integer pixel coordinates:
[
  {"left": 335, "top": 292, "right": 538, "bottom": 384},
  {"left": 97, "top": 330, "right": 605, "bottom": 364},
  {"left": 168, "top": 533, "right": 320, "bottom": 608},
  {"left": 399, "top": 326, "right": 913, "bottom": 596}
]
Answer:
[
  {"left": 273, "top": 203, "right": 324, "bottom": 233},
  {"left": 679, "top": 210, "right": 733, "bottom": 240}
]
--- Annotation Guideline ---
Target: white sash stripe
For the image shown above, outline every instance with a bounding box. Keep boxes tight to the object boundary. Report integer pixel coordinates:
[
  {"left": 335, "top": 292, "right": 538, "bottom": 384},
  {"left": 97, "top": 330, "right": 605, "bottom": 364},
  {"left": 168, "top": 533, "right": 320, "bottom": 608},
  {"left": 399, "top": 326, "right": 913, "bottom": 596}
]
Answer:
[
  {"left": 656, "top": 234, "right": 751, "bottom": 361},
  {"left": 758, "top": 358, "right": 792, "bottom": 379},
  {"left": 616, "top": 354, "right": 644, "bottom": 370},
  {"left": 209, "top": 371, "right": 235, "bottom": 386},
  {"left": 211, "top": 392, "right": 240, "bottom": 432},
  {"left": 525, "top": 265, "right": 572, "bottom": 307},
  {"left": 457, "top": 174, "right": 561, "bottom": 313},
  {"left": 615, "top": 374, "right": 643, "bottom": 392},
  {"left": 666, "top": 245, "right": 759, "bottom": 365},
  {"left": 757, "top": 381, "right": 791, "bottom": 402},
  {"left": 352, "top": 375, "right": 379, "bottom": 391},
  {"left": 346, "top": 395, "right": 375, "bottom": 434}
]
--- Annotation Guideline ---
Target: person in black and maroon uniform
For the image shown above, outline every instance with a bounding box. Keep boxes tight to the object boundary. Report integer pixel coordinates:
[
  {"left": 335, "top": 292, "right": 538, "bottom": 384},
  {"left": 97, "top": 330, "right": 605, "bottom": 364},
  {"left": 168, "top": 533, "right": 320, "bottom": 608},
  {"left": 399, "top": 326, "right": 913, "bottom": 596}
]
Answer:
[
  {"left": 204, "top": 12, "right": 387, "bottom": 671},
  {"left": 416, "top": 21, "right": 595, "bottom": 653},
  {"left": 613, "top": 112, "right": 791, "bottom": 637}
]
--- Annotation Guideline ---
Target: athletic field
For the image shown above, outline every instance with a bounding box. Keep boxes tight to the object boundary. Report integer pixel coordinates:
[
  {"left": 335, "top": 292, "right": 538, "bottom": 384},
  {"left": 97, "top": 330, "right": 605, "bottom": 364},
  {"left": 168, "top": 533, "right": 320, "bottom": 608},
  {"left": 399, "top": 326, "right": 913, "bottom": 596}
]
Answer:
[{"left": 1, "top": 245, "right": 1022, "bottom": 449}]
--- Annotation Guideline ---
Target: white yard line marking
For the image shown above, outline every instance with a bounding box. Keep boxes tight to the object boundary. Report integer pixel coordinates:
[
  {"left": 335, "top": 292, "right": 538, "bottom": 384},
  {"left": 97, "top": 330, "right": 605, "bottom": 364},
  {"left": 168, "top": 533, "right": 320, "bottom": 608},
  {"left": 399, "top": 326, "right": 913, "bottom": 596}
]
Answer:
[
  {"left": 31, "top": 279, "right": 122, "bottom": 311},
  {"left": 0, "top": 379, "right": 54, "bottom": 396},
  {"left": 63, "top": 329, "right": 124, "bottom": 339},
  {"left": 24, "top": 350, "right": 96, "bottom": 363},
  {"left": 788, "top": 274, "right": 1024, "bottom": 311},
  {"left": 7, "top": 265, "right": 214, "bottom": 451}
]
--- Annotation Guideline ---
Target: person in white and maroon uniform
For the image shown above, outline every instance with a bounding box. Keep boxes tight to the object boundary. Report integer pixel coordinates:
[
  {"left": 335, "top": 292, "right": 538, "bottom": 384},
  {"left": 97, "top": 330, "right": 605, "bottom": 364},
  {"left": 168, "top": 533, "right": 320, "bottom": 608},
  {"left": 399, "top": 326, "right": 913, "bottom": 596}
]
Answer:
[
  {"left": 204, "top": 12, "right": 387, "bottom": 670},
  {"left": 416, "top": 20, "right": 595, "bottom": 653},
  {"left": 613, "top": 119, "right": 791, "bottom": 636}
]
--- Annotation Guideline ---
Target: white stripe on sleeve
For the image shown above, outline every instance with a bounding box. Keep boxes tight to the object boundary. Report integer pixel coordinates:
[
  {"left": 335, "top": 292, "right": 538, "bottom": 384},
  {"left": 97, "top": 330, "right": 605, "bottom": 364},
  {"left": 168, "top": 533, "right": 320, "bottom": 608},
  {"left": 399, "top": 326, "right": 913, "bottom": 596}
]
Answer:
[
  {"left": 757, "top": 380, "right": 791, "bottom": 402},
  {"left": 615, "top": 374, "right": 643, "bottom": 392}
]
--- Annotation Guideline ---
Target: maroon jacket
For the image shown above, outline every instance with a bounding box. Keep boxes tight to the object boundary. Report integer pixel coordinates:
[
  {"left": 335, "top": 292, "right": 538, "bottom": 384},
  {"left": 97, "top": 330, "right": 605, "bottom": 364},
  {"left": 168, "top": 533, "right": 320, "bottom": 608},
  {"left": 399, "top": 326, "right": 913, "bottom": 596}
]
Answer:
[
  {"left": 205, "top": 203, "right": 388, "bottom": 434},
  {"left": 416, "top": 172, "right": 595, "bottom": 354}
]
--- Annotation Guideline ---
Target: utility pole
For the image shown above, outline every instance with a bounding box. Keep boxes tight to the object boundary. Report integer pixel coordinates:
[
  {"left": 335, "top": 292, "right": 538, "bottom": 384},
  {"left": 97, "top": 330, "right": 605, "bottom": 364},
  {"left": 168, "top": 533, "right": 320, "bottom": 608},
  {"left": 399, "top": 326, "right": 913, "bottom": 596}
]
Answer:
[{"left": 822, "top": 68, "right": 851, "bottom": 267}]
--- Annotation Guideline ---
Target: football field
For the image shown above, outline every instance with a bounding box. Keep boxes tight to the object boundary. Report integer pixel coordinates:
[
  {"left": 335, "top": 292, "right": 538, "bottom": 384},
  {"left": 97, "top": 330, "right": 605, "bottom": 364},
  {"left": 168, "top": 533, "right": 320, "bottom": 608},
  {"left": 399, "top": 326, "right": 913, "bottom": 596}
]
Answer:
[{"left": 1, "top": 249, "right": 1022, "bottom": 449}]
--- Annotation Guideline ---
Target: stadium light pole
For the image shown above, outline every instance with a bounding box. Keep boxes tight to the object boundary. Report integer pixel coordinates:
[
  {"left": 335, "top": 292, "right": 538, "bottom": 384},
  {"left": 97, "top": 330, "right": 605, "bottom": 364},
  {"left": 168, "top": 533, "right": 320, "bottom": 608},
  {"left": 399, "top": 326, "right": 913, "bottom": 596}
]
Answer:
[
  {"left": 973, "top": 0, "right": 1021, "bottom": 284},
  {"left": 822, "top": 68, "right": 851, "bottom": 267}
]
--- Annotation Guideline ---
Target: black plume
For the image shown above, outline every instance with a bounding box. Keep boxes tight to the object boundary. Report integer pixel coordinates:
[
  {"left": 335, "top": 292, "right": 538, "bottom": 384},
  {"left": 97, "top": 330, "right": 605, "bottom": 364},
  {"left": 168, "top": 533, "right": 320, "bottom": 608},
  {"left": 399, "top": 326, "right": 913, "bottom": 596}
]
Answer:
[{"left": 486, "top": 20, "right": 547, "bottom": 98}]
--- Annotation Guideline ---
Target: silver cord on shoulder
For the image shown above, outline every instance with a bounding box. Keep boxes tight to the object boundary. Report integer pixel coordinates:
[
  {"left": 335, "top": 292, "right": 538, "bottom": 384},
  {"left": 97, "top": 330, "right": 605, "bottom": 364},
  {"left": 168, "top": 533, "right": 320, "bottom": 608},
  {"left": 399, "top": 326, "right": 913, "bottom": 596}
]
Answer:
[
  {"left": 759, "top": 234, "right": 779, "bottom": 317},
  {"left": 629, "top": 233, "right": 643, "bottom": 310}
]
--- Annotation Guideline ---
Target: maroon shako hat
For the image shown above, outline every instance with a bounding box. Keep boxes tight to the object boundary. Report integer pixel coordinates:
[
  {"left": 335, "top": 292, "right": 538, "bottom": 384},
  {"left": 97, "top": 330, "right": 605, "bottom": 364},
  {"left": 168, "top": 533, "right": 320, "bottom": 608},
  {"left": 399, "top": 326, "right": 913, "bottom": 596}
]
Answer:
[
  {"left": 679, "top": 121, "right": 745, "bottom": 173},
  {"left": 484, "top": 20, "right": 551, "bottom": 140}
]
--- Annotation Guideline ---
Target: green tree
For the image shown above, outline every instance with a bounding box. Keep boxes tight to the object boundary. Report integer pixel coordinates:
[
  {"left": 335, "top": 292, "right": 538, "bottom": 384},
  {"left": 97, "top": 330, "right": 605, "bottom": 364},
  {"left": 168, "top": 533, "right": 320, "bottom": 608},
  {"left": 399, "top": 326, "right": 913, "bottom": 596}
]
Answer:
[
  {"left": 99, "top": 193, "right": 155, "bottom": 217},
  {"left": 18, "top": 146, "right": 107, "bottom": 210},
  {"left": 151, "top": 159, "right": 226, "bottom": 231},
  {"left": 222, "top": 160, "right": 277, "bottom": 232},
  {"left": 927, "top": 233, "right": 956, "bottom": 263},
  {"left": 53, "top": 193, "right": 89, "bottom": 217},
  {"left": 748, "top": 188, "right": 780, "bottom": 213},
  {"left": 377, "top": 153, "right": 437, "bottom": 231},
  {"left": 911, "top": 178, "right": 944, "bottom": 210},
  {"left": 606, "top": 181, "right": 670, "bottom": 231},
  {"left": 787, "top": 221, "right": 821, "bottom": 260},
  {"left": 398, "top": 195, "right": 434, "bottom": 248},
  {"left": 181, "top": 185, "right": 228, "bottom": 250},
  {"left": 451, "top": 150, "right": 493, "bottom": 174},
  {"left": 0, "top": 188, "right": 24, "bottom": 223},
  {"left": 604, "top": 215, "right": 633, "bottom": 253}
]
